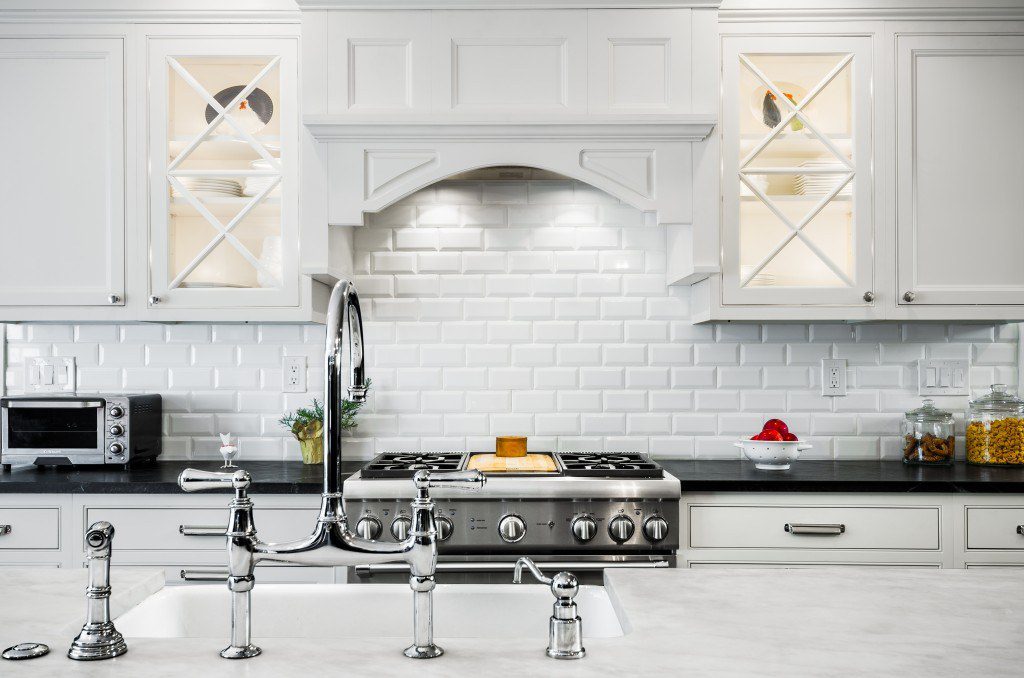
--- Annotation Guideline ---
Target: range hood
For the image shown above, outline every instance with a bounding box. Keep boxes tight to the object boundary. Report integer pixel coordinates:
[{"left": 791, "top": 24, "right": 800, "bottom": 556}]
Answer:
[{"left": 299, "top": 1, "right": 722, "bottom": 284}]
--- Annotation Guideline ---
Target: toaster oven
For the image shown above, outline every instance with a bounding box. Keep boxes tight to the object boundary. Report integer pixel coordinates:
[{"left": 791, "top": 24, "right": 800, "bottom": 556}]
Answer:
[{"left": 0, "top": 394, "right": 162, "bottom": 469}]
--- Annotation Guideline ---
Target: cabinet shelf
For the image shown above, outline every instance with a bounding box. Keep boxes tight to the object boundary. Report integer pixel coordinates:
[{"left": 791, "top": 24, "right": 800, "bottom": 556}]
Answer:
[
  {"left": 740, "top": 194, "right": 851, "bottom": 202},
  {"left": 168, "top": 135, "right": 281, "bottom": 162},
  {"left": 170, "top": 196, "right": 281, "bottom": 217}
]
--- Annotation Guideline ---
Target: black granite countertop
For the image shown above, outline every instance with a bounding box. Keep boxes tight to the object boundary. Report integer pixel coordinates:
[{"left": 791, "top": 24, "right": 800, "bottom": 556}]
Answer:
[{"left": 2, "top": 459, "right": 1024, "bottom": 494}]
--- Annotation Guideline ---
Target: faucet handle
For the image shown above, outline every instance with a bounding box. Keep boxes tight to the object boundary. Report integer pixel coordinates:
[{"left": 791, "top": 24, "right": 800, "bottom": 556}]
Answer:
[
  {"left": 178, "top": 468, "right": 251, "bottom": 494},
  {"left": 413, "top": 469, "right": 486, "bottom": 491}
]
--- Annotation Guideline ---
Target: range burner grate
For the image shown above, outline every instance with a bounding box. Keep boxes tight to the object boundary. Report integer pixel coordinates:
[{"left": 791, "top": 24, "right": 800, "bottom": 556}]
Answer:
[
  {"left": 360, "top": 452, "right": 467, "bottom": 478},
  {"left": 557, "top": 452, "right": 663, "bottom": 479}
]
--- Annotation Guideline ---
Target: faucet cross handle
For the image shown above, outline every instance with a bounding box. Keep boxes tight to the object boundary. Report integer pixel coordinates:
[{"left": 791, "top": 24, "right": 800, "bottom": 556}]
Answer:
[{"left": 413, "top": 469, "right": 486, "bottom": 492}]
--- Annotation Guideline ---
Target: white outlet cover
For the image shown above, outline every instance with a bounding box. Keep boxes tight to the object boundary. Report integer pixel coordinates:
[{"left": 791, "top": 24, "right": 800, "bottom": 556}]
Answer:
[
  {"left": 282, "top": 356, "right": 307, "bottom": 393},
  {"left": 24, "top": 357, "right": 76, "bottom": 393},
  {"left": 918, "top": 358, "right": 970, "bottom": 396},
  {"left": 820, "top": 358, "right": 847, "bottom": 397}
]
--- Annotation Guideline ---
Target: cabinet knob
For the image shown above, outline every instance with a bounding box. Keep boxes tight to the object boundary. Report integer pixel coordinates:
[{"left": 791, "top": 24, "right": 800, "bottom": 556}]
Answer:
[
  {"left": 108, "top": 294, "right": 121, "bottom": 305},
  {"left": 148, "top": 295, "right": 161, "bottom": 305},
  {"left": 903, "top": 291, "right": 916, "bottom": 303},
  {"left": 862, "top": 291, "right": 875, "bottom": 302}
]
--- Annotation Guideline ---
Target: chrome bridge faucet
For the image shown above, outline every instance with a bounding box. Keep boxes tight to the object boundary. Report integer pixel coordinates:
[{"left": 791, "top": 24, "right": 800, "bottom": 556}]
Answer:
[{"left": 177, "top": 280, "right": 485, "bottom": 660}]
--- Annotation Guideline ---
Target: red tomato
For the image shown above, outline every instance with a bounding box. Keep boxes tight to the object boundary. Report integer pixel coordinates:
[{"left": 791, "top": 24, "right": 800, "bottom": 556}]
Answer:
[
  {"left": 762, "top": 419, "right": 789, "bottom": 434},
  {"left": 781, "top": 432, "right": 799, "bottom": 441},
  {"left": 752, "top": 429, "right": 784, "bottom": 441}
]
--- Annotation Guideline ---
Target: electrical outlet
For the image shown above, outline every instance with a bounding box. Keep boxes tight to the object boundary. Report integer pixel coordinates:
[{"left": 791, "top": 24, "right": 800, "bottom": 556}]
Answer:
[
  {"left": 24, "top": 357, "right": 76, "bottom": 393},
  {"left": 918, "top": 359, "right": 970, "bottom": 396},
  {"left": 821, "top": 358, "right": 847, "bottom": 397},
  {"left": 282, "top": 356, "right": 306, "bottom": 393}
]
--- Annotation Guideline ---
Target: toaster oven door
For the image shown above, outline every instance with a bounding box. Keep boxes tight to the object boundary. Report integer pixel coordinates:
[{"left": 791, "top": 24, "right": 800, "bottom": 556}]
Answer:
[{"left": 1, "top": 399, "right": 105, "bottom": 465}]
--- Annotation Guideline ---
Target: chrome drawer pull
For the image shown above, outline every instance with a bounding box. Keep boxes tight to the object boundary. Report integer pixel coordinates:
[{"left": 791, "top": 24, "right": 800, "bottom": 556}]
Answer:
[
  {"left": 0, "top": 525, "right": 10, "bottom": 536},
  {"left": 1016, "top": 525, "right": 1024, "bottom": 536},
  {"left": 180, "top": 568, "right": 229, "bottom": 582},
  {"left": 179, "top": 525, "right": 227, "bottom": 537},
  {"left": 785, "top": 523, "right": 846, "bottom": 535}
]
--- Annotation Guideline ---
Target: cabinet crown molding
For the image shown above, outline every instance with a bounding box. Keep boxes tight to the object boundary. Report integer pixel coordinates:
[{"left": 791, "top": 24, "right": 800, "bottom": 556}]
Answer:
[
  {"left": 295, "top": 0, "right": 720, "bottom": 8},
  {"left": 719, "top": 0, "right": 1024, "bottom": 21}
]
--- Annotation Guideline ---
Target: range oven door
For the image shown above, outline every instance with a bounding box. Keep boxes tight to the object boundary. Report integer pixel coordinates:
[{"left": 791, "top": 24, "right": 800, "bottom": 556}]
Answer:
[
  {"left": 349, "top": 554, "right": 674, "bottom": 585},
  {"left": 1, "top": 398, "right": 105, "bottom": 465}
]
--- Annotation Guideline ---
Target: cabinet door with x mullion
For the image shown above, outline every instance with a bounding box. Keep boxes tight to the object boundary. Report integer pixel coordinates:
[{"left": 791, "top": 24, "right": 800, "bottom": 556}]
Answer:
[
  {"left": 147, "top": 37, "right": 298, "bottom": 310},
  {"left": 721, "top": 35, "right": 873, "bottom": 307}
]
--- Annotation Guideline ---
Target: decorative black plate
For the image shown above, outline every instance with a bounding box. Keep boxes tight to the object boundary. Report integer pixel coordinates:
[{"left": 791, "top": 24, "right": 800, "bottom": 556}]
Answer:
[{"left": 205, "top": 85, "right": 274, "bottom": 127}]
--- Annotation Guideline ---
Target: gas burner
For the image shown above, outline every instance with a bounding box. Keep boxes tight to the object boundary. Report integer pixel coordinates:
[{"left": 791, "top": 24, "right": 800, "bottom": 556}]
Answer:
[
  {"left": 360, "top": 452, "right": 467, "bottom": 479},
  {"left": 557, "top": 452, "right": 663, "bottom": 479}
]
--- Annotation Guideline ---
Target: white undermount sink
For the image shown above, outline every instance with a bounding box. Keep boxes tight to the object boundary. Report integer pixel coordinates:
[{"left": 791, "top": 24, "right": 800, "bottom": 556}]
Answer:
[{"left": 115, "top": 583, "right": 625, "bottom": 639}]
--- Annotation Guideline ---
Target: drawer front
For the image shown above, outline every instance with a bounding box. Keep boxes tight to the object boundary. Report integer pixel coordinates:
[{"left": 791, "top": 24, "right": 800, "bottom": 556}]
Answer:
[
  {"left": 84, "top": 507, "right": 311, "bottom": 551},
  {"left": 688, "top": 505, "right": 940, "bottom": 550},
  {"left": 0, "top": 507, "right": 61, "bottom": 550},
  {"left": 966, "top": 507, "right": 1024, "bottom": 550}
]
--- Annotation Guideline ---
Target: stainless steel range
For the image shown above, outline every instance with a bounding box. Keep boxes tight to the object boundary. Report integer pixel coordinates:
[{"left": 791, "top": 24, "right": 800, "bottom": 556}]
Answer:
[{"left": 343, "top": 451, "right": 680, "bottom": 583}]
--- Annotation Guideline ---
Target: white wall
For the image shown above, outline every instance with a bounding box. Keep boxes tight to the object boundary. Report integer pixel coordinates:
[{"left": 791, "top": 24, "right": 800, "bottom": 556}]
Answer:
[{"left": 3, "top": 179, "right": 1017, "bottom": 462}]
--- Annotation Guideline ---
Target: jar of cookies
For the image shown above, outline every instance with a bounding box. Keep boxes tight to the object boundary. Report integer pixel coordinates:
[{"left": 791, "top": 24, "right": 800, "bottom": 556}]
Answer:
[
  {"left": 966, "top": 384, "right": 1024, "bottom": 466},
  {"left": 902, "top": 399, "right": 955, "bottom": 465}
]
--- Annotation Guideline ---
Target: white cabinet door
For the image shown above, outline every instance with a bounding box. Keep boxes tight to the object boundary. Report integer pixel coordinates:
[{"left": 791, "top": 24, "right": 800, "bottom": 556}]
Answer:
[
  {"left": 721, "top": 35, "right": 874, "bottom": 307},
  {"left": 147, "top": 36, "right": 299, "bottom": 310},
  {"left": 896, "top": 34, "right": 1024, "bottom": 306},
  {"left": 0, "top": 38, "right": 124, "bottom": 307}
]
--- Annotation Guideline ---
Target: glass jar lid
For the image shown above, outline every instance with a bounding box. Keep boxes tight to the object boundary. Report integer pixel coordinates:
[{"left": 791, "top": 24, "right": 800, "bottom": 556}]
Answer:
[
  {"left": 905, "top": 398, "right": 953, "bottom": 423},
  {"left": 968, "top": 384, "right": 1024, "bottom": 413}
]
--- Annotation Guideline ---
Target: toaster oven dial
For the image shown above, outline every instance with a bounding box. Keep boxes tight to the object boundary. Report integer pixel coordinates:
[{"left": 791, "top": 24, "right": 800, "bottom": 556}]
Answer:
[
  {"left": 571, "top": 516, "right": 598, "bottom": 543},
  {"left": 108, "top": 406, "right": 124, "bottom": 418},
  {"left": 108, "top": 425, "right": 124, "bottom": 437},
  {"left": 609, "top": 515, "right": 635, "bottom": 544},
  {"left": 108, "top": 443, "right": 125, "bottom": 456}
]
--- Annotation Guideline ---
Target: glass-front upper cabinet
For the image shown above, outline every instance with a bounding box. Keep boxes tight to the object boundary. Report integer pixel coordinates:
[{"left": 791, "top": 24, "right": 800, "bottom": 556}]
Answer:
[
  {"left": 721, "top": 36, "right": 872, "bottom": 306},
  {"left": 148, "top": 38, "right": 298, "bottom": 310}
]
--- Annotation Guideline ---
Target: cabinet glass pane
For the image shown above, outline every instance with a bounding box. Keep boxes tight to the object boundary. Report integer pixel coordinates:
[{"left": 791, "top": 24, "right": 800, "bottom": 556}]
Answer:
[
  {"left": 737, "top": 52, "right": 855, "bottom": 290},
  {"left": 165, "top": 55, "right": 282, "bottom": 292}
]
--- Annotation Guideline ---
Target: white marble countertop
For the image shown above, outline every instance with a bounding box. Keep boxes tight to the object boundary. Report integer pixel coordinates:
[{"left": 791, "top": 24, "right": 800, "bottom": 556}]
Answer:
[{"left": 2, "top": 567, "right": 1022, "bottom": 677}]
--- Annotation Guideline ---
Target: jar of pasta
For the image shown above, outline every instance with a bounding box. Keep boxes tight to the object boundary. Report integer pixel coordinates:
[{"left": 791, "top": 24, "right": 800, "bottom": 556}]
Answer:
[
  {"left": 966, "top": 384, "right": 1024, "bottom": 466},
  {"left": 902, "top": 399, "right": 955, "bottom": 465}
]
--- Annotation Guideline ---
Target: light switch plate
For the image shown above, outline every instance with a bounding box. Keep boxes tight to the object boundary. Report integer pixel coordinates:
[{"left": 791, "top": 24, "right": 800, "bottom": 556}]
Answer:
[
  {"left": 918, "top": 359, "right": 969, "bottom": 396},
  {"left": 282, "top": 356, "right": 306, "bottom": 393},
  {"left": 24, "top": 357, "right": 76, "bottom": 393},
  {"left": 821, "top": 358, "right": 847, "bottom": 397}
]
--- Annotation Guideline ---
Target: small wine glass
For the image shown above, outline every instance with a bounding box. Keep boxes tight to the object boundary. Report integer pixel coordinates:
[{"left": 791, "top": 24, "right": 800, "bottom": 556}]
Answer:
[{"left": 219, "top": 433, "right": 239, "bottom": 469}]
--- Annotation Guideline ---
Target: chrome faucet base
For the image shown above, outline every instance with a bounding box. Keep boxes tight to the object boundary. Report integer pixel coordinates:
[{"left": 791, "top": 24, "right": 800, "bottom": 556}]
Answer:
[
  {"left": 68, "top": 624, "right": 127, "bottom": 661},
  {"left": 403, "top": 644, "right": 444, "bottom": 659},
  {"left": 548, "top": 648, "right": 586, "bottom": 660},
  {"left": 220, "top": 644, "right": 262, "bottom": 660}
]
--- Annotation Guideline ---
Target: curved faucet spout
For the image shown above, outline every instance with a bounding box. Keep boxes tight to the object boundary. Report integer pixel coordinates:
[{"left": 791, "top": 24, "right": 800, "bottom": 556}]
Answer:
[{"left": 323, "top": 279, "right": 367, "bottom": 504}]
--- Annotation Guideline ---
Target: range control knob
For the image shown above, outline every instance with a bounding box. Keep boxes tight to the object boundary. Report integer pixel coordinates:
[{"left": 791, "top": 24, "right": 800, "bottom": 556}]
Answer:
[
  {"left": 435, "top": 516, "right": 454, "bottom": 542},
  {"left": 356, "top": 517, "right": 382, "bottom": 540},
  {"left": 108, "top": 424, "right": 124, "bottom": 436},
  {"left": 608, "top": 515, "right": 635, "bottom": 544},
  {"left": 498, "top": 515, "right": 527, "bottom": 543},
  {"left": 643, "top": 516, "right": 669, "bottom": 543},
  {"left": 390, "top": 516, "right": 412, "bottom": 541},
  {"left": 108, "top": 443, "right": 125, "bottom": 456},
  {"left": 108, "top": 406, "right": 124, "bottom": 418},
  {"left": 571, "top": 516, "right": 598, "bottom": 543}
]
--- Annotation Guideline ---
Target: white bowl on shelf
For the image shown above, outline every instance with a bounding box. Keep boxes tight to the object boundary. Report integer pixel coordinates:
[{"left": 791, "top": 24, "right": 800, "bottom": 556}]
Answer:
[{"left": 735, "top": 439, "right": 812, "bottom": 470}]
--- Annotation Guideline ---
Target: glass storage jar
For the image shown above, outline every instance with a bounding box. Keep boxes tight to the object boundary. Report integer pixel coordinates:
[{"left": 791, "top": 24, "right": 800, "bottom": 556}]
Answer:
[
  {"left": 902, "top": 399, "right": 955, "bottom": 465},
  {"left": 966, "top": 384, "right": 1024, "bottom": 466}
]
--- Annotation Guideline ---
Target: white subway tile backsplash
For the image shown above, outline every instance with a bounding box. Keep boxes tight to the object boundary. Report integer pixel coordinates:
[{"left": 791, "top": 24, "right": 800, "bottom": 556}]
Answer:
[{"left": 5, "top": 180, "right": 1016, "bottom": 462}]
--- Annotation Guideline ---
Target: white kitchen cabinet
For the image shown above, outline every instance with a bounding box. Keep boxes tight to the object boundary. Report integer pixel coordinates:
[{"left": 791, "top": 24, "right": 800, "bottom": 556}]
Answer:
[
  {"left": 146, "top": 35, "right": 301, "bottom": 313},
  {"left": 718, "top": 34, "right": 874, "bottom": 310},
  {"left": 895, "top": 33, "right": 1024, "bottom": 308},
  {"left": 0, "top": 37, "right": 125, "bottom": 310}
]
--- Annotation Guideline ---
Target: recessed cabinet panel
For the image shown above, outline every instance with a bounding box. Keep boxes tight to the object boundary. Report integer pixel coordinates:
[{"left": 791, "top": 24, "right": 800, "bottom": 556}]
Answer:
[
  {"left": 148, "top": 38, "right": 299, "bottom": 309},
  {"left": 0, "top": 38, "right": 124, "bottom": 307},
  {"left": 721, "top": 36, "right": 873, "bottom": 307},
  {"left": 896, "top": 34, "right": 1024, "bottom": 306}
]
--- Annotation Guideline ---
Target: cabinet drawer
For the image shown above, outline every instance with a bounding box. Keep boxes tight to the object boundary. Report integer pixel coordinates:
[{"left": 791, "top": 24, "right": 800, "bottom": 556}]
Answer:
[
  {"left": 965, "top": 507, "right": 1024, "bottom": 550},
  {"left": 84, "top": 507, "right": 310, "bottom": 551},
  {"left": 688, "top": 505, "right": 939, "bottom": 550},
  {"left": 0, "top": 508, "right": 61, "bottom": 550}
]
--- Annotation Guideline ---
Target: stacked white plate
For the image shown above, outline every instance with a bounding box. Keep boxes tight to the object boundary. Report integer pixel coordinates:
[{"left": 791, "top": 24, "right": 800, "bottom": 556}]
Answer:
[
  {"left": 243, "top": 159, "right": 281, "bottom": 197},
  {"left": 795, "top": 160, "right": 852, "bottom": 197},
  {"left": 172, "top": 178, "right": 243, "bottom": 199}
]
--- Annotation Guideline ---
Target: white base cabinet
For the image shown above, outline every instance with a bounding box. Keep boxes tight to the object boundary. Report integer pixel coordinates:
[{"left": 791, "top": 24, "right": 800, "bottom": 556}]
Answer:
[{"left": 682, "top": 492, "right": 1024, "bottom": 569}]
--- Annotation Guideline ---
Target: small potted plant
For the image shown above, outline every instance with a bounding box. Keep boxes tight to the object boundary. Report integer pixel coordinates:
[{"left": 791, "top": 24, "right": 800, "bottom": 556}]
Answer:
[{"left": 279, "top": 385, "right": 369, "bottom": 464}]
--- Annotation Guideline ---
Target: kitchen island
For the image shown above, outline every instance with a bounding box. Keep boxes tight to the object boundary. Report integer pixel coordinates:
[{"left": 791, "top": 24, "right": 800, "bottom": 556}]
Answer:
[{"left": 2, "top": 567, "right": 1019, "bottom": 677}]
